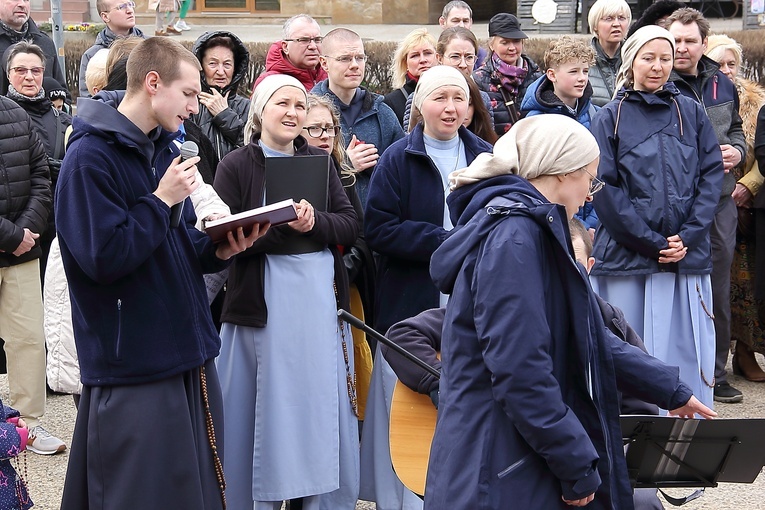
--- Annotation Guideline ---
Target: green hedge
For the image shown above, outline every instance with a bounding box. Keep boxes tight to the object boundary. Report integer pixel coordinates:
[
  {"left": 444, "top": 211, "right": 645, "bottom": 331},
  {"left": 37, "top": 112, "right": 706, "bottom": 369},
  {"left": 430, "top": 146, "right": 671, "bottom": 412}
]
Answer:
[{"left": 62, "top": 33, "right": 765, "bottom": 99}]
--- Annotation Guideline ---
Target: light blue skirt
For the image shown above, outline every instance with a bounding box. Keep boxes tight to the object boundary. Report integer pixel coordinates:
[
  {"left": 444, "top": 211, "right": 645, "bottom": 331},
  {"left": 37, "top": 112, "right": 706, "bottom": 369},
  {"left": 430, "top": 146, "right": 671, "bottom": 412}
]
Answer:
[
  {"left": 591, "top": 273, "right": 715, "bottom": 409},
  {"left": 216, "top": 250, "right": 359, "bottom": 508}
]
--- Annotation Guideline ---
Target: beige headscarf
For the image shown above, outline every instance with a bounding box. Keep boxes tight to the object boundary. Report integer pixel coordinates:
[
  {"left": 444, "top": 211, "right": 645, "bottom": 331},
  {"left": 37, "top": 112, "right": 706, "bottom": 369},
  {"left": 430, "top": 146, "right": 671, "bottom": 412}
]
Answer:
[
  {"left": 449, "top": 115, "right": 600, "bottom": 190},
  {"left": 613, "top": 25, "right": 676, "bottom": 97},
  {"left": 244, "top": 74, "right": 307, "bottom": 143},
  {"left": 412, "top": 65, "right": 470, "bottom": 111}
]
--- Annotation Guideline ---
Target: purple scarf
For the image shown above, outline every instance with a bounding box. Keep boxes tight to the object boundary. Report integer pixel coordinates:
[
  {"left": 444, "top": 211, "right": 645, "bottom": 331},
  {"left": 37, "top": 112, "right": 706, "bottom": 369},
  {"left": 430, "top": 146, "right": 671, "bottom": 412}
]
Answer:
[{"left": 491, "top": 52, "right": 528, "bottom": 97}]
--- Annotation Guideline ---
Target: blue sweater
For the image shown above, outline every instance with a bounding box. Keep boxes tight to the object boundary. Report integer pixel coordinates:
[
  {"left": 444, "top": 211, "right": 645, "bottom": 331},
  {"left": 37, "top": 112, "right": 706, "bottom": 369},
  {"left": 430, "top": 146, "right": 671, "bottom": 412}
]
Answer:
[{"left": 56, "top": 91, "right": 229, "bottom": 386}]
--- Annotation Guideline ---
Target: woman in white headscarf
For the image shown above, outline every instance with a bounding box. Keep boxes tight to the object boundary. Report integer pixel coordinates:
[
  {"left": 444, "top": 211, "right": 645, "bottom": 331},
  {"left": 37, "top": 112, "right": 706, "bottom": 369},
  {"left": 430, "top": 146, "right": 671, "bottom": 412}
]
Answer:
[
  {"left": 425, "top": 114, "right": 714, "bottom": 510},
  {"left": 212, "top": 74, "right": 360, "bottom": 510},
  {"left": 589, "top": 26, "right": 724, "bottom": 409}
]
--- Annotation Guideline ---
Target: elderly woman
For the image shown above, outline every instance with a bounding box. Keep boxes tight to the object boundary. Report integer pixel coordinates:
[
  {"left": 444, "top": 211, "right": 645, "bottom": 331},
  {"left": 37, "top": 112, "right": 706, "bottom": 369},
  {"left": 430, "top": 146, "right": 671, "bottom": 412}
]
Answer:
[
  {"left": 383, "top": 28, "right": 437, "bottom": 127},
  {"left": 424, "top": 114, "right": 714, "bottom": 510},
  {"left": 705, "top": 34, "right": 765, "bottom": 381},
  {"left": 213, "top": 74, "right": 359, "bottom": 510},
  {"left": 587, "top": 0, "right": 631, "bottom": 106},
  {"left": 590, "top": 26, "right": 724, "bottom": 408},
  {"left": 191, "top": 30, "right": 251, "bottom": 161},
  {"left": 3, "top": 41, "right": 71, "bottom": 278},
  {"left": 473, "top": 13, "right": 542, "bottom": 136}
]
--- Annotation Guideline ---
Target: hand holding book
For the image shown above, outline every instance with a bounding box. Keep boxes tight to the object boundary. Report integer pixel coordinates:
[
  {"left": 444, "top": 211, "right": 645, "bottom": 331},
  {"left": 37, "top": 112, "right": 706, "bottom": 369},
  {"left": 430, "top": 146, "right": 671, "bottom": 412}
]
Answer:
[{"left": 288, "top": 199, "right": 315, "bottom": 233}]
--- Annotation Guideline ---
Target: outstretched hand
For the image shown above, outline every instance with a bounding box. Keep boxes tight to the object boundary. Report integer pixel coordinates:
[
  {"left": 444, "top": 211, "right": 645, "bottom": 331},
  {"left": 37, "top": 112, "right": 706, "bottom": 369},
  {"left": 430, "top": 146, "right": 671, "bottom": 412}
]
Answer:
[{"left": 668, "top": 395, "right": 717, "bottom": 420}]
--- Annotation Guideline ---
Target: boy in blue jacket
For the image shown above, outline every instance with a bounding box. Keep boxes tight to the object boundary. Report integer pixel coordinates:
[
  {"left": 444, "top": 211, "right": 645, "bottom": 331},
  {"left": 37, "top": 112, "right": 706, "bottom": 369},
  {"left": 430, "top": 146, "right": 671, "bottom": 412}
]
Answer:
[
  {"left": 56, "top": 37, "right": 266, "bottom": 510},
  {"left": 521, "top": 35, "right": 600, "bottom": 235}
]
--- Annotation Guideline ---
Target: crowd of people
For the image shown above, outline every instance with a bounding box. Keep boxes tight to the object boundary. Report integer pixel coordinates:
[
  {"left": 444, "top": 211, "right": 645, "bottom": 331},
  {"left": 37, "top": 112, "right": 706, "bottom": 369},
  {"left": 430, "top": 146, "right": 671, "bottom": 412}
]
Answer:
[{"left": 0, "top": 0, "right": 762, "bottom": 508}]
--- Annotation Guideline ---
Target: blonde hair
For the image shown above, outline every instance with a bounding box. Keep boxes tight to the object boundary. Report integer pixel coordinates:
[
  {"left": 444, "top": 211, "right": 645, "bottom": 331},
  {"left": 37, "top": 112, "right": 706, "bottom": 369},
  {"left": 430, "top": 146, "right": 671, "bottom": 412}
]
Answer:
[
  {"left": 544, "top": 36, "right": 595, "bottom": 69},
  {"left": 587, "top": 0, "right": 632, "bottom": 36},
  {"left": 391, "top": 28, "right": 437, "bottom": 89},
  {"left": 306, "top": 94, "right": 355, "bottom": 184},
  {"left": 705, "top": 34, "right": 742, "bottom": 69},
  {"left": 85, "top": 48, "right": 110, "bottom": 95}
]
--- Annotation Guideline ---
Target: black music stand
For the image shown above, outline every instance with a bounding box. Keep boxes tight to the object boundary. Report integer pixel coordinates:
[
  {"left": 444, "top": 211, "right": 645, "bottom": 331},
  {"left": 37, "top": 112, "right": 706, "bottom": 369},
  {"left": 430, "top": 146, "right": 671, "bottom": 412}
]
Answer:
[{"left": 621, "top": 416, "right": 765, "bottom": 490}]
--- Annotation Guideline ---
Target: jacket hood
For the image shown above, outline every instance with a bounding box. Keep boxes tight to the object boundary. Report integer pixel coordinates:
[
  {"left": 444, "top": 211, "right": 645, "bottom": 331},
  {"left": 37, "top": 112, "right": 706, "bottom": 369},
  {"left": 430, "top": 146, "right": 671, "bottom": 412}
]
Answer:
[
  {"left": 71, "top": 90, "right": 177, "bottom": 161},
  {"left": 432, "top": 175, "right": 569, "bottom": 293},
  {"left": 192, "top": 30, "right": 250, "bottom": 96},
  {"left": 264, "top": 41, "right": 326, "bottom": 82},
  {"left": 521, "top": 74, "right": 594, "bottom": 115}
]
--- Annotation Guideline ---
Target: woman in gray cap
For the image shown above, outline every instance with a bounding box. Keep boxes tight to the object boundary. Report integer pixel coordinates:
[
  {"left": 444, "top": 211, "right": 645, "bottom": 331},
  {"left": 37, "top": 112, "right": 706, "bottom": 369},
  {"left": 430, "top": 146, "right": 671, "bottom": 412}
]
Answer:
[{"left": 472, "top": 13, "right": 542, "bottom": 137}]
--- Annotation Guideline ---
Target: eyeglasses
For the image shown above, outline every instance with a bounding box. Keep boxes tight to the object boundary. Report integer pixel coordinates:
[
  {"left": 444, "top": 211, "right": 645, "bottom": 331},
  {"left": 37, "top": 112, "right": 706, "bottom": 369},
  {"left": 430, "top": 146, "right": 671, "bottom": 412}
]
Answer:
[
  {"left": 583, "top": 167, "right": 605, "bottom": 197},
  {"left": 601, "top": 15, "right": 628, "bottom": 23},
  {"left": 284, "top": 36, "right": 323, "bottom": 45},
  {"left": 323, "top": 54, "right": 369, "bottom": 65},
  {"left": 303, "top": 125, "right": 341, "bottom": 138},
  {"left": 10, "top": 66, "right": 44, "bottom": 77},
  {"left": 446, "top": 53, "right": 476, "bottom": 65},
  {"left": 110, "top": 1, "right": 135, "bottom": 11}
]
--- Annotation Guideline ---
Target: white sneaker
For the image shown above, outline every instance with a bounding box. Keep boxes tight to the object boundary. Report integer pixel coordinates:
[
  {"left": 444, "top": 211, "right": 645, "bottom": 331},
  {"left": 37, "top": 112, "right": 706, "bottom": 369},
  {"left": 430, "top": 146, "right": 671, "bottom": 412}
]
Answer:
[
  {"left": 175, "top": 20, "right": 191, "bottom": 31},
  {"left": 27, "top": 425, "right": 67, "bottom": 455}
]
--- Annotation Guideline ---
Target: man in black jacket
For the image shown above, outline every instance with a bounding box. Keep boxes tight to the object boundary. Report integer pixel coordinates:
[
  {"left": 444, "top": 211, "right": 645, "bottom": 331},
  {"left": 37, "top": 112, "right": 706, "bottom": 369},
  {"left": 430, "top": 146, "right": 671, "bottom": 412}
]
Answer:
[
  {"left": 666, "top": 8, "right": 747, "bottom": 404},
  {"left": 0, "top": 0, "right": 68, "bottom": 97},
  {"left": 0, "top": 94, "right": 66, "bottom": 455}
]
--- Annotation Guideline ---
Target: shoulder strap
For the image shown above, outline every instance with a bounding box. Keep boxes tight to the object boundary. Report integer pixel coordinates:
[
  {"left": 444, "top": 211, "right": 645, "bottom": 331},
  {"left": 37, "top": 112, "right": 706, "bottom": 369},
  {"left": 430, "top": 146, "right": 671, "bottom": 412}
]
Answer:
[{"left": 52, "top": 108, "right": 63, "bottom": 160}]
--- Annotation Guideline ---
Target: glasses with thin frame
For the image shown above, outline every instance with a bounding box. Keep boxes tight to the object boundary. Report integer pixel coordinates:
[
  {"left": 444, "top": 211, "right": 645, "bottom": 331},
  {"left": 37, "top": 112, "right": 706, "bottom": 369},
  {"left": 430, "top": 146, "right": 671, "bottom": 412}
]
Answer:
[
  {"left": 109, "top": 1, "right": 135, "bottom": 11},
  {"left": 11, "top": 66, "right": 44, "bottom": 77},
  {"left": 323, "top": 54, "right": 369, "bottom": 65},
  {"left": 284, "top": 36, "right": 323, "bottom": 45},
  {"left": 601, "top": 15, "right": 628, "bottom": 23},
  {"left": 303, "top": 125, "right": 341, "bottom": 138},
  {"left": 446, "top": 53, "right": 476, "bottom": 65},
  {"left": 583, "top": 167, "right": 605, "bottom": 197}
]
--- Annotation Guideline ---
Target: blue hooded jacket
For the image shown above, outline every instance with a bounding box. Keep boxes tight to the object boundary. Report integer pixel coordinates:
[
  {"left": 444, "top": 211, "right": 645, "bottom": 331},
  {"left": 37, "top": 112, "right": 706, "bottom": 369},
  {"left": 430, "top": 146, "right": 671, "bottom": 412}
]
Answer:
[
  {"left": 425, "top": 174, "right": 693, "bottom": 509},
  {"left": 590, "top": 84, "right": 723, "bottom": 276},
  {"left": 520, "top": 74, "right": 598, "bottom": 128},
  {"left": 56, "top": 91, "right": 229, "bottom": 386}
]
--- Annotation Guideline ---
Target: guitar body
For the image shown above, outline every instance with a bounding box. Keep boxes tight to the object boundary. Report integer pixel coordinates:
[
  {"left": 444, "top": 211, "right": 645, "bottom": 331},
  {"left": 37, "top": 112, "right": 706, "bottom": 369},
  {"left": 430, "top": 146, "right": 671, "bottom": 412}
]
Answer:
[{"left": 389, "top": 380, "right": 437, "bottom": 497}]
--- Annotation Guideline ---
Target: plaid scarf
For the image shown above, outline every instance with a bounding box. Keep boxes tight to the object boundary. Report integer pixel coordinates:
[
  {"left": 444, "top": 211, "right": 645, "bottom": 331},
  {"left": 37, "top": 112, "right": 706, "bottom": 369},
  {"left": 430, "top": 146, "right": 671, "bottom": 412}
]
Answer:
[{"left": 491, "top": 52, "right": 528, "bottom": 98}]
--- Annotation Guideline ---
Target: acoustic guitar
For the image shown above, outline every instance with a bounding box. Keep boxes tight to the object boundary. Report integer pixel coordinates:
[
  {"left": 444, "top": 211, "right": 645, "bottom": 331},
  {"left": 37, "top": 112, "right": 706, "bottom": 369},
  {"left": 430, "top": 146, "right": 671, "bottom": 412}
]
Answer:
[{"left": 389, "top": 379, "right": 437, "bottom": 497}]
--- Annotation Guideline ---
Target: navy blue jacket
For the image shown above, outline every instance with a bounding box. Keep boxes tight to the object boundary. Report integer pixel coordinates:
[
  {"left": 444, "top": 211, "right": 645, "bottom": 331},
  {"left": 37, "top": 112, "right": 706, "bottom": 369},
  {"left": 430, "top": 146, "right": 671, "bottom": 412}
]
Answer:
[
  {"left": 364, "top": 124, "right": 492, "bottom": 333},
  {"left": 425, "top": 175, "right": 693, "bottom": 510},
  {"left": 56, "top": 91, "right": 229, "bottom": 386},
  {"left": 590, "top": 84, "right": 723, "bottom": 276},
  {"left": 520, "top": 74, "right": 598, "bottom": 128}
]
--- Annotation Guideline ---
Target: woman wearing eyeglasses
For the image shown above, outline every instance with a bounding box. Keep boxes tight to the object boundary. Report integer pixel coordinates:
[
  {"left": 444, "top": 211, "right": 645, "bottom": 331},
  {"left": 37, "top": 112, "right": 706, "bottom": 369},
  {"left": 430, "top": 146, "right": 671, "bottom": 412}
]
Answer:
[
  {"left": 191, "top": 31, "right": 250, "bottom": 162},
  {"left": 401, "top": 28, "right": 496, "bottom": 143},
  {"left": 3, "top": 41, "right": 71, "bottom": 280},
  {"left": 587, "top": 0, "right": 631, "bottom": 107},
  {"left": 589, "top": 26, "right": 724, "bottom": 409},
  {"left": 383, "top": 29, "right": 437, "bottom": 128}
]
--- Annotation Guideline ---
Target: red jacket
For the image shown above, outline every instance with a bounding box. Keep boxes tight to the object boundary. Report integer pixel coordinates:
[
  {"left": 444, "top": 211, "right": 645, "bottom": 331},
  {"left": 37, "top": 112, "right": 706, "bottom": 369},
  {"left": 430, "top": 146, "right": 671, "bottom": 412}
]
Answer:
[{"left": 255, "top": 41, "right": 327, "bottom": 91}]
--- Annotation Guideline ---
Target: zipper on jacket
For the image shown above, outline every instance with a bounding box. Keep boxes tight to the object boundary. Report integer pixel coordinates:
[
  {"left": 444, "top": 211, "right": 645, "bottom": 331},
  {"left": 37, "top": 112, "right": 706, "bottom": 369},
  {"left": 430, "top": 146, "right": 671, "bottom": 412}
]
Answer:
[
  {"left": 115, "top": 298, "right": 122, "bottom": 359},
  {"left": 497, "top": 453, "right": 531, "bottom": 479},
  {"left": 712, "top": 75, "right": 718, "bottom": 101},
  {"left": 658, "top": 134, "right": 673, "bottom": 243}
]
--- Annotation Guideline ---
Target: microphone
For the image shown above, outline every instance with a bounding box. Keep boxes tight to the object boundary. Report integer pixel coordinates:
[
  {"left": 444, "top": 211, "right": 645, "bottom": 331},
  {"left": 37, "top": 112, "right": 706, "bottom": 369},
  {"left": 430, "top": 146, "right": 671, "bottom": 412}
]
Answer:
[{"left": 170, "top": 140, "right": 199, "bottom": 228}]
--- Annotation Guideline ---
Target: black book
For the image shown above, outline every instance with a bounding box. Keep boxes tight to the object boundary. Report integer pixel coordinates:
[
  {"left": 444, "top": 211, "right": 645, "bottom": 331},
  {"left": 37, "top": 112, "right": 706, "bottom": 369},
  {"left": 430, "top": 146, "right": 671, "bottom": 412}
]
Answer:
[{"left": 265, "top": 154, "right": 330, "bottom": 254}]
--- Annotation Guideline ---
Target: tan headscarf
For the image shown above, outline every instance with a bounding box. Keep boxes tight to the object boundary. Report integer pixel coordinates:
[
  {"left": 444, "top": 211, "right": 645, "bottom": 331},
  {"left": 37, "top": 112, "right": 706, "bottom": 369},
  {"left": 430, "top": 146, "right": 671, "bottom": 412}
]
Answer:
[
  {"left": 449, "top": 115, "right": 600, "bottom": 190},
  {"left": 613, "top": 25, "right": 676, "bottom": 96}
]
